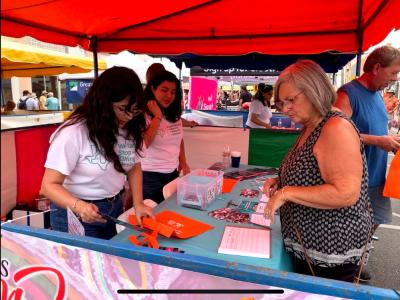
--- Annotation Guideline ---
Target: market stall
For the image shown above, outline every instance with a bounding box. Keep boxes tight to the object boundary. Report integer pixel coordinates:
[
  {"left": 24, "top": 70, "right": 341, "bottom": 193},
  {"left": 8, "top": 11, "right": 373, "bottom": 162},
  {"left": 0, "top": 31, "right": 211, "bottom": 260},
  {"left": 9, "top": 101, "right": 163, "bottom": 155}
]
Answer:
[
  {"left": 2, "top": 165, "right": 398, "bottom": 299},
  {"left": 2, "top": 1, "right": 400, "bottom": 298}
]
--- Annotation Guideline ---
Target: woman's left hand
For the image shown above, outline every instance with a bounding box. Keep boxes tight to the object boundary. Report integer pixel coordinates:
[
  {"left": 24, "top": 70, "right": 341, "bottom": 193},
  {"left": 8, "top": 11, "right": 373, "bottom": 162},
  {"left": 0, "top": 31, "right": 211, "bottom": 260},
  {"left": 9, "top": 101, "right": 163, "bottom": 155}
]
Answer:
[
  {"left": 264, "top": 187, "right": 288, "bottom": 223},
  {"left": 134, "top": 202, "right": 154, "bottom": 226},
  {"left": 178, "top": 162, "right": 190, "bottom": 175}
]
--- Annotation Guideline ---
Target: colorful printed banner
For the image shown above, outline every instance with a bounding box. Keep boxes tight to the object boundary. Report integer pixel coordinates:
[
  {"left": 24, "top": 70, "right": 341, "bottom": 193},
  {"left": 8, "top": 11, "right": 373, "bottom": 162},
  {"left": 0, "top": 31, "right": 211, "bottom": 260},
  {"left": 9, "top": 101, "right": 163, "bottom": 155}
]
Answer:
[{"left": 1, "top": 230, "right": 344, "bottom": 300}]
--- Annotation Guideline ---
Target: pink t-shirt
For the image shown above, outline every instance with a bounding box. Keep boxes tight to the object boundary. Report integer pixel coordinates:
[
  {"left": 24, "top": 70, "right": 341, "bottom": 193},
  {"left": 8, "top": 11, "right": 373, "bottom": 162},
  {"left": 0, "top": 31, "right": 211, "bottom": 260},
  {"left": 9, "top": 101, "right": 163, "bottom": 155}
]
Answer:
[{"left": 141, "top": 116, "right": 183, "bottom": 173}]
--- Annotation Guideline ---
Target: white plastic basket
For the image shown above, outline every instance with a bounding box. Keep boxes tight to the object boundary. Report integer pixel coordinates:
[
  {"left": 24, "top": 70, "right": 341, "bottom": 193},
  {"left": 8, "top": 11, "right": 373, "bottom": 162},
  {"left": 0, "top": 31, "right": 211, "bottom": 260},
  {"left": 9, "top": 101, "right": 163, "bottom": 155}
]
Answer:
[{"left": 177, "top": 169, "right": 224, "bottom": 210}]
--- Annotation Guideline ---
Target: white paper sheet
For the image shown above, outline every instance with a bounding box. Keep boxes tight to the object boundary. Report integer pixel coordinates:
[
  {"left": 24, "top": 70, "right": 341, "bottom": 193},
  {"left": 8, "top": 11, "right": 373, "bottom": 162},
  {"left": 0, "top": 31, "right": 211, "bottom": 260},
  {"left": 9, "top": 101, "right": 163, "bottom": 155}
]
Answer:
[
  {"left": 218, "top": 226, "right": 271, "bottom": 258},
  {"left": 67, "top": 207, "right": 85, "bottom": 236}
]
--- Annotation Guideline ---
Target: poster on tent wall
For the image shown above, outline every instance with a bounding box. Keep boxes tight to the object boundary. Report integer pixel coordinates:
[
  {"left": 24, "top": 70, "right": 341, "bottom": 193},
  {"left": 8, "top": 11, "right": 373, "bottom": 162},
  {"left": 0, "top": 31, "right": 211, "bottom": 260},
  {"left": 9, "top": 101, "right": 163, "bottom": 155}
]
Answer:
[
  {"left": 0, "top": 229, "right": 347, "bottom": 300},
  {"left": 189, "top": 76, "right": 217, "bottom": 110},
  {"left": 65, "top": 79, "right": 93, "bottom": 104}
]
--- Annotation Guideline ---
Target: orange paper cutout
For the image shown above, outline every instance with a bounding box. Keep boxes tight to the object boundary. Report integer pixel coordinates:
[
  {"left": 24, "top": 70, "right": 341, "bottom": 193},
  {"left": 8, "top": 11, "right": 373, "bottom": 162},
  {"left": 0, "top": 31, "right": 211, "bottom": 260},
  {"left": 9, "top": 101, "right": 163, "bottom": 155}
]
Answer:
[
  {"left": 128, "top": 215, "right": 174, "bottom": 238},
  {"left": 155, "top": 210, "right": 214, "bottom": 239},
  {"left": 128, "top": 210, "right": 213, "bottom": 239}
]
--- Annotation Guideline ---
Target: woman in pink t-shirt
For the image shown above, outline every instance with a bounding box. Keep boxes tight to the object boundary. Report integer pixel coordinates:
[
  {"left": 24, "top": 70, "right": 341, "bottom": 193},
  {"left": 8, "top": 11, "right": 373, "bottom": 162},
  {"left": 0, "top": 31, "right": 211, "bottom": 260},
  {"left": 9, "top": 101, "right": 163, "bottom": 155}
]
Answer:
[{"left": 141, "top": 71, "right": 190, "bottom": 204}]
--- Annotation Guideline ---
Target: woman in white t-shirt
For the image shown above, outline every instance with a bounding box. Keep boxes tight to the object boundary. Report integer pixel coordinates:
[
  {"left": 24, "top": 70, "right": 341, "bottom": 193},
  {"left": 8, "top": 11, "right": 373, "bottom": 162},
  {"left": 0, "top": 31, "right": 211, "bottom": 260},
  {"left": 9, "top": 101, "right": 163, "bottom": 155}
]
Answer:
[
  {"left": 41, "top": 67, "right": 152, "bottom": 239},
  {"left": 142, "top": 70, "right": 190, "bottom": 203},
  {"left": 246, "top": 84, "right": 273, "bottom": 128}
]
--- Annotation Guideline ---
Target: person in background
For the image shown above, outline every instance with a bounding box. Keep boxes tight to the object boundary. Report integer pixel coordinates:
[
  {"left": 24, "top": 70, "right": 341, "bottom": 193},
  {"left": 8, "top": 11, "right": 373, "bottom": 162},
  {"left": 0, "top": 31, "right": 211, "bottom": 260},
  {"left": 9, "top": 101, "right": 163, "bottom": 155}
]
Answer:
[
  {"left": 335, "top": 45, "right": 400, "bottom": 281},
  {"left": 238, "top": 85, "right": 252, "bottom": 109},
  {"left": 45, "top": 92, "right": 60, "bottom": 110},
  {"left": 263, "top": 60, "right": 373, "bottom": 282},
  {"left": 383, "top": 89, "right": 399, "bottom": 116},
  {"left": 2, "top": 100, "right": 16, "bottom": 114},
  {"left": 383, "top": 88, "right": 399, "bottom": 130},
  {"left": 39, "top": 90, "right": 48, "bottom": 110},
  {"left": 217, "top": 87, "right": 225, "bottom": 109},
  {"left": 141, "top": 70, "right": 190, "bottom": 204},
  {"left": 41, "top": 67, "right": 152, "bottom": 239},
  {"left": 246, "top": 83, "right": 273, "bottom": 128},
  {"left": 229, "top": 90, "right": 239, "bottom": 105},
  {"left": 26, "top": 92, "right": 39, "bottom": 110},
  {"left": 17, "top": 90, "right": 32, "bottom": 110},
  {"left": 146, "top": 62, "right": 166, "bottom": 83}
]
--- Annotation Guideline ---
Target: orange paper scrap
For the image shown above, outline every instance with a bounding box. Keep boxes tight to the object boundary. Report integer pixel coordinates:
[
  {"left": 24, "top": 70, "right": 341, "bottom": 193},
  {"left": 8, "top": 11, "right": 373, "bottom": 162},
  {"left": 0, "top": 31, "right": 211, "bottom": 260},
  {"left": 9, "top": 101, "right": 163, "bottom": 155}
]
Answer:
[{"left": 222, "top": 178, "right": 239, "bottom": 193}]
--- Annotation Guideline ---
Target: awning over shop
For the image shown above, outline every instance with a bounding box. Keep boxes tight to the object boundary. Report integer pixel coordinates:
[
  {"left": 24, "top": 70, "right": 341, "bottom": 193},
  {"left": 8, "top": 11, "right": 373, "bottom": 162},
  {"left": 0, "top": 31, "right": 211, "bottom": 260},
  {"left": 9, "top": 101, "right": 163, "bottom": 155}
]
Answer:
[
  {"left": 1, "top": 1, "right": 399, "bottom": 56},
  {"left": 1, "top": 38, "right": 107, "bottom": 78}
]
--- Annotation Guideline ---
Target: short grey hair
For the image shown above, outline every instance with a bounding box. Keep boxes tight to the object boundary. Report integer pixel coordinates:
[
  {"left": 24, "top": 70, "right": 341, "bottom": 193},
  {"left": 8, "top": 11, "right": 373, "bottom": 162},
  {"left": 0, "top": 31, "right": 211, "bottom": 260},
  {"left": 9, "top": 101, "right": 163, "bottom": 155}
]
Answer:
[
  {"left": 364, "top": 45, "right": 400, "bottom": 73},
  {"left": 48, "top": 92, "right": 54, "bottom": 97},
  {"left": 275, "top": 60, "right": 336, "bottom": 116}
]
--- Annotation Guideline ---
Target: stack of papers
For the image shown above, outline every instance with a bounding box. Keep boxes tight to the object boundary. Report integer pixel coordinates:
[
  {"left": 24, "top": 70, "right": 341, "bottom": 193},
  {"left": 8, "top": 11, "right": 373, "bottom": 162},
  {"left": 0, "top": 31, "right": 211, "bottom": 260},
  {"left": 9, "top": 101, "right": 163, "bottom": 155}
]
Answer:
[{"left": 218, "top": 225, "right": 271, "bottom": 258}]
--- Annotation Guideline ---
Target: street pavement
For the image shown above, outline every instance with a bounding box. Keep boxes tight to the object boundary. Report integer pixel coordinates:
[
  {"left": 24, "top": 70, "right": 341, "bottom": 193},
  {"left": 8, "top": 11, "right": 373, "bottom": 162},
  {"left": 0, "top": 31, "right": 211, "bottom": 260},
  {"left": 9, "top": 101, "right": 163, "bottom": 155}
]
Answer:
[
  {"left": 367, "top": 199, "right": 400, "bottom": 290},
  {"left": 365, "top": 152, "right": 400, "bottom": 291}
]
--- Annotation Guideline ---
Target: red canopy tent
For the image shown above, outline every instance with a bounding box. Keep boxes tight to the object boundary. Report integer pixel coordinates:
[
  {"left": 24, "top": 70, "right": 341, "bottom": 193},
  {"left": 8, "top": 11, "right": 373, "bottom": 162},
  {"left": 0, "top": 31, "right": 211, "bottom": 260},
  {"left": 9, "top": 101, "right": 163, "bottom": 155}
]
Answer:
[{"left": 2, "top": 0, "right": 399, "bottom": 55}]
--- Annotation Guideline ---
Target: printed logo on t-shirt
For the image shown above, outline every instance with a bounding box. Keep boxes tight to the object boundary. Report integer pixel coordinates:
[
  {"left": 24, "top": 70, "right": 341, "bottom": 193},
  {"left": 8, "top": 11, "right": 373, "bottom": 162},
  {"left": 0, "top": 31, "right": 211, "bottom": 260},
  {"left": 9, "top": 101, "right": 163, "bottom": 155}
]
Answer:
[
  {"left": 84, "top": 144, "right": 110, "bottom": 171},
  {"left": 117, "top": 140, "right": 135, "bottom": 168},
  {"left": 158, "top": 122, "right": 182, "bottom": 138}
]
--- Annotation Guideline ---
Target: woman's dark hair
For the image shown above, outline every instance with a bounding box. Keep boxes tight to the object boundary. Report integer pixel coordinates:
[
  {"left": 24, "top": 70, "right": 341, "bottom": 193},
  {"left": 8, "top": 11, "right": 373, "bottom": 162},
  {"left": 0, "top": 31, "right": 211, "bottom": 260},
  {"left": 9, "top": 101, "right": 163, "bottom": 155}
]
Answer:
[
  {"left": 254, "top": 84, "right": 273, "bottom": 107},
  {"left": 60, "top": 66, "right": 146, "bottom": 173},
  {"left": 143, "top": 70, "right": 182, "bottom": 122}
]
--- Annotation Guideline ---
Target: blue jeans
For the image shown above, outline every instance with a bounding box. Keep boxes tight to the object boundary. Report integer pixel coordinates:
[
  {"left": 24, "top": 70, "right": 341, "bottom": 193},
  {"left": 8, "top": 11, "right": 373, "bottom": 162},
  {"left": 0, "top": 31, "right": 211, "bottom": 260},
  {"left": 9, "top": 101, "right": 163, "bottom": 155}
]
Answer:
[
  {"left": 369, "top": 186, "right": 392, "bottom": 225},
  {"left": 50, "top": 193, "right": 123, "bottom": 240}
]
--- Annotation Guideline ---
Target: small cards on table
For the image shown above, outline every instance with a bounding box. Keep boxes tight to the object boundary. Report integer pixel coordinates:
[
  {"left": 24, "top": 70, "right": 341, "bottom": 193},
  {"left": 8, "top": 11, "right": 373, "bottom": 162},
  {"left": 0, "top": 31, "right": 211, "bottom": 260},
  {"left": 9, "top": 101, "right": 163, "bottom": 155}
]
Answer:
[
  {"left": 250, "top": 202, "right": 271, "bottom": 227},
  {"left": 218, "top": 225, "right": 271, "bottom": 258}
]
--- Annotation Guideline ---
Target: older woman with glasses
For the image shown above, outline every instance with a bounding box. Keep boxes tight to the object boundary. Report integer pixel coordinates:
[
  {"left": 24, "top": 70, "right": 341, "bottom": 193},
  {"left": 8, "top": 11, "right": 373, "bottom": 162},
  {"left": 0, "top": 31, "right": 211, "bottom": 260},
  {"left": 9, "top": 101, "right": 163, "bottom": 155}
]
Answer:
[
  {"left": 41, "top": 66, "right": 152, "bottom": 239},
  {"left": 262, "top": 60, "right": 373, "bottom": 282}
]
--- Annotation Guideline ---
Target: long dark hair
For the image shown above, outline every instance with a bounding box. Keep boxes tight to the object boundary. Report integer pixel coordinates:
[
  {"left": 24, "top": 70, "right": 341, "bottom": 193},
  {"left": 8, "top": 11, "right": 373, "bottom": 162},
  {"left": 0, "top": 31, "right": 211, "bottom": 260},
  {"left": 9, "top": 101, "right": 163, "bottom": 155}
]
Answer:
[
  {"left": 143, "top": 70, "right": 182, "bottom": 122},
  {"left": 254, "top": 84, "right": 273, "bottom": 107},
  {"left": 60, "top": 66, "right": 146, "bottom": 173}
]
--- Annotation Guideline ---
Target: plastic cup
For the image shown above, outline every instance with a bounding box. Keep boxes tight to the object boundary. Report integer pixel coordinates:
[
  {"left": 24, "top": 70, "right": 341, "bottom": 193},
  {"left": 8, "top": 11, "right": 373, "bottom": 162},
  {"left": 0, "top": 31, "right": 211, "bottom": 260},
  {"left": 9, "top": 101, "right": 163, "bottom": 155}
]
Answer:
[{"left": 231, "top": 151, "right": 241, "bottom": 168}]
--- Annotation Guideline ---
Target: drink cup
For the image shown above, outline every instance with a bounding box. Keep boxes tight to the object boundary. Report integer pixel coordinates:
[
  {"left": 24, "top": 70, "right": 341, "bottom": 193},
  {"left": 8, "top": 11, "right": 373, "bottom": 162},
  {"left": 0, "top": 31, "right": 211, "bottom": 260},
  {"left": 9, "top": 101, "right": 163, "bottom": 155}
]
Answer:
[{"left": 231, "top": 151, "right": 241, "bottom": 168}]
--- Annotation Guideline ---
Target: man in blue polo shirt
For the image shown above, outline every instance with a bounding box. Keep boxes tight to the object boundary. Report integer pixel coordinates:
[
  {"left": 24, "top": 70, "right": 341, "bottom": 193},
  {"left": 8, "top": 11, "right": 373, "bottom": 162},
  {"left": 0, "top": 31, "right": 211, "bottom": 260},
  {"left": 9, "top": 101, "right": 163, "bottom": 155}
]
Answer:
[{"left": 335, "top": 45, "right": 400, "bottom": 281}]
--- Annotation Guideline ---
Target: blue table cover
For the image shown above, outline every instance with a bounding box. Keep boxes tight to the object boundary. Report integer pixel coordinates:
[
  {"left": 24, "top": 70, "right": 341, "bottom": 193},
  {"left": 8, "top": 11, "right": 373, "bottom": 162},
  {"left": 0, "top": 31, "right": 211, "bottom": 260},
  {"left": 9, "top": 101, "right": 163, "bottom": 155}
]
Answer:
[{"left": 112, "top": 166, "right": 293, "bottom": 272}]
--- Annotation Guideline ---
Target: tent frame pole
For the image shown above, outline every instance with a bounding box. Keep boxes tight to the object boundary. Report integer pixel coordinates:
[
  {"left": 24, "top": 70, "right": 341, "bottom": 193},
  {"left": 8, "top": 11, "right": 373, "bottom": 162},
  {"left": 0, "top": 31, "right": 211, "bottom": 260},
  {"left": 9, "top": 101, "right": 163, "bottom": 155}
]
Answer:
[
  {"left": 355, "top": 0, "right": 364, "bottom": 77},
  {"left": 90, "top": 36, "right": 99, "bottom": 79}
]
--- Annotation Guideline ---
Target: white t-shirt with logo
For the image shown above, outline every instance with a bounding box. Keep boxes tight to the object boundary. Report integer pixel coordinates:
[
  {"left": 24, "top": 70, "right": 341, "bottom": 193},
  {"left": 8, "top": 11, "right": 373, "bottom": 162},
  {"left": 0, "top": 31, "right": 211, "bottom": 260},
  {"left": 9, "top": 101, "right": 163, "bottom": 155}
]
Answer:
[
  {"left": 246, "top": 100, "right": 273, "bottom": 128},
  {"left": 141, "top": 116, "right": 183, "bottom": 173},
  {"left": 45, "top": 122, "right": 142, "bottom": 200}
]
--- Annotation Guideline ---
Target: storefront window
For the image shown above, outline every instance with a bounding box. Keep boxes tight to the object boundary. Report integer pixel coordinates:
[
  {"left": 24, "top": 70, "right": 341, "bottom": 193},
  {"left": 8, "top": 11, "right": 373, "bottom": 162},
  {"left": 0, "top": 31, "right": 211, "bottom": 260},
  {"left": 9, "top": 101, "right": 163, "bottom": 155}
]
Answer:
[{"left": 31, "top": 76, "right": 58, "bottom": 98}]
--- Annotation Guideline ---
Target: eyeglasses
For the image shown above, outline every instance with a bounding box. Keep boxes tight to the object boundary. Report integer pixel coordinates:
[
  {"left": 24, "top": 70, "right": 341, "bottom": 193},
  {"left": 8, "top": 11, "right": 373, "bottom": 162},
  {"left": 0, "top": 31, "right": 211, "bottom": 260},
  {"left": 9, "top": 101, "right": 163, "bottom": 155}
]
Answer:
[
  {"left": 277, "top": 91, "right": 303, "bottom": 108},
  {"left": 113, "top": 104, "right": 143, "bottom": 117}
]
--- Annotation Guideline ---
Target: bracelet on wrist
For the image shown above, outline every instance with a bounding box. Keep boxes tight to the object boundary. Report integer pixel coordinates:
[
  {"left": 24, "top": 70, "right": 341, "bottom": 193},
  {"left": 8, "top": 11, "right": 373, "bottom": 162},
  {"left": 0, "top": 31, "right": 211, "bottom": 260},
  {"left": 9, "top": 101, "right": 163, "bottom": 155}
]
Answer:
[
  {"left": 72, "top": 199, "right": 78, "bottom": 209},
  {"left": 72, "top": 199, "right": 80, "bottom": 213}
]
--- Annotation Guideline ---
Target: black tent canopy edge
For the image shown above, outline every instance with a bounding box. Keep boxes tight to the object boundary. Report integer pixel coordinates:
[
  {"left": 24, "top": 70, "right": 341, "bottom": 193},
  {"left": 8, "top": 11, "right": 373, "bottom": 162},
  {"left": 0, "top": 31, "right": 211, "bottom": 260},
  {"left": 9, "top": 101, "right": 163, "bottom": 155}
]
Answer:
[{"left": 147, "top": 51, "right": 356, "bottom": 73}]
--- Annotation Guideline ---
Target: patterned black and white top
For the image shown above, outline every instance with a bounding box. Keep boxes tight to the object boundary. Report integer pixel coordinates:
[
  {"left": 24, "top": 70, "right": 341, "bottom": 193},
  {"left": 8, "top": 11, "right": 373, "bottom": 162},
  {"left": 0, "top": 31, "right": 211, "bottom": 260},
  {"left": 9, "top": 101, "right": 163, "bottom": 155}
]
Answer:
[{"left": 279, "top": 110, "right": 373, "bottom": 267}]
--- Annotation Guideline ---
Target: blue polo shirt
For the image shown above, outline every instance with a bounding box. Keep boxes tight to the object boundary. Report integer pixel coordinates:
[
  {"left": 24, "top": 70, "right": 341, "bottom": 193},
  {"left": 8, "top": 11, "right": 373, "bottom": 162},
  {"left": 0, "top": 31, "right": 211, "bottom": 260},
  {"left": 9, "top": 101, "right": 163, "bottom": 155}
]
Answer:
[{"left": 339, "top": 80, "right": 388, "bottom": 187}]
